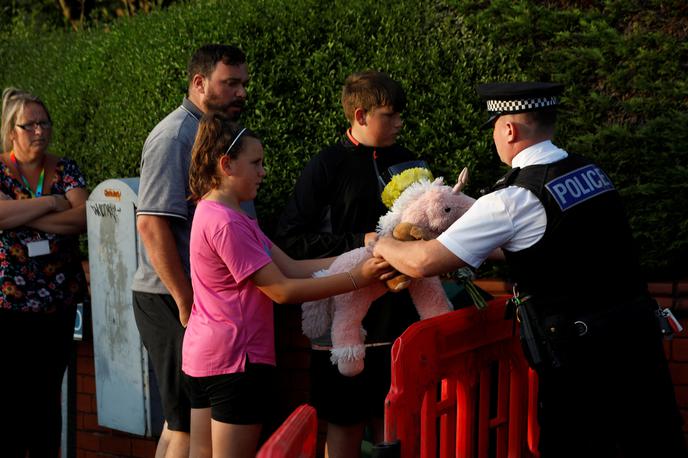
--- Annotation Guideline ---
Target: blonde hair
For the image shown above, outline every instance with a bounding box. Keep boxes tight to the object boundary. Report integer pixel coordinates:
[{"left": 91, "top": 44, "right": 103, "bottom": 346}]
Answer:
[
  {"left": 1, "top": 87, "right": 51, "bottom": 152},
  {"left": 188, "top": 111, "right": 258, "bottom": 201}
]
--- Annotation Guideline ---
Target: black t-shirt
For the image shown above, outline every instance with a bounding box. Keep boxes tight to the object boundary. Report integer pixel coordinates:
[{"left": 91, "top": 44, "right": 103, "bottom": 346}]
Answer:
[{"left": 275, "top": 134, "right": 420, "bottom": 343}]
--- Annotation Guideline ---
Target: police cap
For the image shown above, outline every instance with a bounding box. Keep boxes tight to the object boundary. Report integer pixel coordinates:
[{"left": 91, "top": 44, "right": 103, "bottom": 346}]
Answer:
[{"left": 477, "top": 82, "right": 564, "bottom": 128}]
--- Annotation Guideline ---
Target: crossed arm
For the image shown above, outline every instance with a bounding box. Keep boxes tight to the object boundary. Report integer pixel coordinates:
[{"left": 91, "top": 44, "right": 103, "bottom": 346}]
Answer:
[{"left": 0, "top": 188, "right": 87, "bottom": 234}]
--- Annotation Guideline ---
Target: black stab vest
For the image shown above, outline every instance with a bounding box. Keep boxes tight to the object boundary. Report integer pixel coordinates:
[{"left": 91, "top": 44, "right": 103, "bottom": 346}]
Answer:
[{"left": 492, "top": 153, "right": 647, "bottom": 314}]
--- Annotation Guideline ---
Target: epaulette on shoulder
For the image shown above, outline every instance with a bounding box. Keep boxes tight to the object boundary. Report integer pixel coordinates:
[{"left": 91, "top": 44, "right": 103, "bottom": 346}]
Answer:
[{"left": 482, "top": 168, "right": 522, "bottom": 195}]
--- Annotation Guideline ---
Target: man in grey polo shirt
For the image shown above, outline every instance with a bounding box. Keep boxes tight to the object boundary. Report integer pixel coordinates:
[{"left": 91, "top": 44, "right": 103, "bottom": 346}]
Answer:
[{"left": 132, "top": 44, "right": 251, "bottom": 458}]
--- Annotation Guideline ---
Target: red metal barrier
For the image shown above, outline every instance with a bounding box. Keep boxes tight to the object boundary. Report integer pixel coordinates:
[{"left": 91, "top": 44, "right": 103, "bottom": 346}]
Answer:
[
  {"left": 257, "top": 404, "right": 317, "bottom": 458},
  {"left": 382, "top": 296, "right": 540, "bottom": 458}
]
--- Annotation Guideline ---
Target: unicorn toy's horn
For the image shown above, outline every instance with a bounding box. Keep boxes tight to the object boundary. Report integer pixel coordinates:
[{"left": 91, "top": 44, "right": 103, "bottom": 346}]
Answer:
[{"left": 452, "top": 167, "right": 469, "bottom": 193}]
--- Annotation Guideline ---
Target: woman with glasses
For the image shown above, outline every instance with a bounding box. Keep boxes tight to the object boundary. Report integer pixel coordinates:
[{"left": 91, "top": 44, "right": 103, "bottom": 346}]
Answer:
[{"left": 0, "top": 87, "right": 88, "bottom": 457}]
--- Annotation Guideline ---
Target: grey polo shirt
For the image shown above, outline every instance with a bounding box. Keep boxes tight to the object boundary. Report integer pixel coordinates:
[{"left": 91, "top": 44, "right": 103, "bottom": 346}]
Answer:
[
  {"left": 132, "top": 98, "right": 257, "bottom": 295},
  {"left": 131, "top": 98, "right": 201, "bottom": 294}
]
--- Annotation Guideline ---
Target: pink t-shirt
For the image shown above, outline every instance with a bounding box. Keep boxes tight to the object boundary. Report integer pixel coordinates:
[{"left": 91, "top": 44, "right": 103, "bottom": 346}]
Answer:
[{"left": 182, "top": 199, "right": 274, "bottom": 377}]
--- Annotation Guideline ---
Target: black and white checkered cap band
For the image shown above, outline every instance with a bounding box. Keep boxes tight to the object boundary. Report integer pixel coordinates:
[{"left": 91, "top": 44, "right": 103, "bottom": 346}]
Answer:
[{"left": 486, "top": 96, "right": 559, "bottom": 113}]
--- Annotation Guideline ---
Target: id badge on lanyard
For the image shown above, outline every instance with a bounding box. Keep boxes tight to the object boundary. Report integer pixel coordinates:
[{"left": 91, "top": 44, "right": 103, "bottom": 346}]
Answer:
[{"left": 27, "top": 239, "right": 50, "bottom": 257}]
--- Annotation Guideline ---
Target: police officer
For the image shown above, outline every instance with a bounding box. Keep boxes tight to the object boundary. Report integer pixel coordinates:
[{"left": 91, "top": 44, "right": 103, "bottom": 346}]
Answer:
[{"left": 374, "top": 82, "right": 686, "bottom": 457}]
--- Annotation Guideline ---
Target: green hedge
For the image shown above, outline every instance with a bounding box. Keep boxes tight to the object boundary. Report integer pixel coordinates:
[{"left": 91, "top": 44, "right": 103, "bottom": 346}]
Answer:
[{"left": 0, "top": 0, "right": 685, "bottom": 278}]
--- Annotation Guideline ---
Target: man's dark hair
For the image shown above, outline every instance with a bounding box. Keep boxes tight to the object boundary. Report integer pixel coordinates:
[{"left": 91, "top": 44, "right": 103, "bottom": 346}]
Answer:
[{"left": 187, "top": 44, "right": 246, "bottom": 85}]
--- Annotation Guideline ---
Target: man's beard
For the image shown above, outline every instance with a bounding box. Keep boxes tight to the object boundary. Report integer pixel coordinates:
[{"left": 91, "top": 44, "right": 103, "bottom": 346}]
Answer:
[{"left": 206, "top": 93, "right": 244, "bottom": 121}]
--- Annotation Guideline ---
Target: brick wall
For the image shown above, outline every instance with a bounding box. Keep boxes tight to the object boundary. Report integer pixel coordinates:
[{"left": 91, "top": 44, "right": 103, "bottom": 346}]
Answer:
[
  {"left": 71, "top": 276, "right": 688, "bottom": 456},
  {"left": 653, "top": 279, "right": 688, "bottom": 445},
  {"left": 69, "top": 262, "right": 158, "bottom": 458},
  {"left": 72, "top": 332, "right": 158, "bottom": 458}
]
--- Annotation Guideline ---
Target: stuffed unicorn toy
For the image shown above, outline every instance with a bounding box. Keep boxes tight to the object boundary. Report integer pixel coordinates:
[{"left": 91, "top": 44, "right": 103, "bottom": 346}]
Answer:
[{"left": 302, "top": 167, "right": 476, "bottom": 376}]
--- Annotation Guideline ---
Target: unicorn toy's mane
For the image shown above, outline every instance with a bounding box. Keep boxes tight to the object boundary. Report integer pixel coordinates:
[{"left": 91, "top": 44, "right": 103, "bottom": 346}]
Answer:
[{"left": 376, "top": 177, "right": 445, "bottom": 236}]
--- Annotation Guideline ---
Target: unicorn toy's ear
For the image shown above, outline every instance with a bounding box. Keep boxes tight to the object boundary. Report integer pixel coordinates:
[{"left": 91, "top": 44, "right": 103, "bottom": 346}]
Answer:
[{"left": 452, "top": 167, "right": 469, "bottom": 194}]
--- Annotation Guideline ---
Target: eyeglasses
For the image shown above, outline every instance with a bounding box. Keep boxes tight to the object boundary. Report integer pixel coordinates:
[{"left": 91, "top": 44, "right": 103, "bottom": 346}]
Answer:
[{"left": 16, "top": 121, "right": 52, "bottom": 132}]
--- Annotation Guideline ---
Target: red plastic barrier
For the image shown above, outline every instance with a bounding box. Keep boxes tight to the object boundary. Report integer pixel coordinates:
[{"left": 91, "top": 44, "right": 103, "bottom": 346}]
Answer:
[
  {"left": 382, "top": 296, "right": 540, "bottom": 458},
  {"left": 257, "top": 404, "right": 317, "bottom": 458}
]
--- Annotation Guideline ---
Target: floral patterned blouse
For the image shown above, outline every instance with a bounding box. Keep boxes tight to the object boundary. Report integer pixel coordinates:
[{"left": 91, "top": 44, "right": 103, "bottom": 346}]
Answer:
[{"left": 0, "top": 156, "right": 88, "bottom": 314}]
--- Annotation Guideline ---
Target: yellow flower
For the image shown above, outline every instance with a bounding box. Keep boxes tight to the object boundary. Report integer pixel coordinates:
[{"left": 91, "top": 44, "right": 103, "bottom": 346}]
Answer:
[{"left": 381, "top": 167, "right": 434, "bottom": 208}]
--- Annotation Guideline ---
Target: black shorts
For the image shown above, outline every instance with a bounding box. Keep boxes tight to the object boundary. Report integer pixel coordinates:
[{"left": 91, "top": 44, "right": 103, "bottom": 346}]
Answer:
[
  {"left": 185, "top": 361, "right": 277, "bottom": 425},
  {"left": 132, "top": 292, "right": 190, "bottom": 432},
  {"left": 309, "top": 345, "right": 392, "bottom": 425}
]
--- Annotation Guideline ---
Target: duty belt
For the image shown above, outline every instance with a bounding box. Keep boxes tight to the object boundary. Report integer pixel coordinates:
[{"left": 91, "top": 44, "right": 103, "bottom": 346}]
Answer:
[{"left": 506, "top": 286, "right": 662, "bottom": 370}]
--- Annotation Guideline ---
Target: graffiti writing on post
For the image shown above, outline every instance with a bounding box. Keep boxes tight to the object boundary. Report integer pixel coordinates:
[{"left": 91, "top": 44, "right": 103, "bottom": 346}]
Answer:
[{"left": 90, "top": 202, "right": 121, "bottom": 223}]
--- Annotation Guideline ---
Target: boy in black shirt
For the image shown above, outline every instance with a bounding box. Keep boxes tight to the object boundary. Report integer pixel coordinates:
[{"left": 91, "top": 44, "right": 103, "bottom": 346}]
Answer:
[{"left": 276, "top": 71, "right": 421, "bottom": 457}]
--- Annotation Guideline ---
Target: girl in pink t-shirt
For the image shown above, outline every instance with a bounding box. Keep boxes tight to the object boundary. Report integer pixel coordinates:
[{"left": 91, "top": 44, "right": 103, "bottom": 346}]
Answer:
[{"left": 183, "top": 112, "right": 390, "bottom": 458}]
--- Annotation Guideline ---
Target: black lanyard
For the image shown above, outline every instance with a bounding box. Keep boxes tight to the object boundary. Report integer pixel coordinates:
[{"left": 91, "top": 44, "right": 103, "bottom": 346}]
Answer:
[{"left": 346, "top": 129, "right": 386, "bottom": 195}]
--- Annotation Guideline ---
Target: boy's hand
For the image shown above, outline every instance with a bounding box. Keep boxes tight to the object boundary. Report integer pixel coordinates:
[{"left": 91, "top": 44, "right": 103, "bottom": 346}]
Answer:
[
  {"left": 372, "top": 235, "right": 394, "bottom": 259},
  {"left": 351, "top": 256, "right": 392, "bottom": 288}
]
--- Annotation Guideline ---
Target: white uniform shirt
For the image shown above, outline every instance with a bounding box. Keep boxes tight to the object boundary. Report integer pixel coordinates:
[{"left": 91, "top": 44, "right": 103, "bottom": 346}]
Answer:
[{"left": 437, "top": 140, "right": 568, "bottom": 268}]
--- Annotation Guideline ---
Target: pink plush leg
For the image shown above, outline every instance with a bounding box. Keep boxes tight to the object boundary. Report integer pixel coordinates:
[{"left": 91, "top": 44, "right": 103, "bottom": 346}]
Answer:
[
  {"left": 330, "top": 282, "right": 386, "bottom": 377},
  {"left": 301, "top": 247, "right": 369, "bottom": 340},
  {"left": 301, "top": 298, "right": 334, "bottom": 339},
  {"left": 408, "top": 277, "right": 452, "bottom": 319}
]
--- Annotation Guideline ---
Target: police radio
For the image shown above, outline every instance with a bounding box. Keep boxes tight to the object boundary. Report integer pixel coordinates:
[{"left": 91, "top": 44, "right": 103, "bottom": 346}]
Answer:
[{"left": 656, "top": 307, "right": 683, "bottom": 337}]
